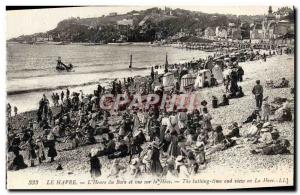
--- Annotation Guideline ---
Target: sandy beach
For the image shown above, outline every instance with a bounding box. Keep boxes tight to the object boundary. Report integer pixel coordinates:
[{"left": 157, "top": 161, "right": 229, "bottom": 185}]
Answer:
[{"left": 7, "top": 53, "right": 294, "bottom": 189}]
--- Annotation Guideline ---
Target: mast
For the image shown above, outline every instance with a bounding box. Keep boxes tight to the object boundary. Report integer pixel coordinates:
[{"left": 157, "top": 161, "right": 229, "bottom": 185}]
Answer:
[
  {"left": 164, "top": 52, "right": 168, "bottom": 73},
  {"left": 129, "top": 54, "right": 132, "bottom": 69}
]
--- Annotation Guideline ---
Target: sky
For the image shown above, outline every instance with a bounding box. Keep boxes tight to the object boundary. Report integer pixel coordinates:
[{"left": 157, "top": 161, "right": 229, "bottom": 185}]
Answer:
[{"left": 6, "top": 6, "right": 285, "bottom": 39}]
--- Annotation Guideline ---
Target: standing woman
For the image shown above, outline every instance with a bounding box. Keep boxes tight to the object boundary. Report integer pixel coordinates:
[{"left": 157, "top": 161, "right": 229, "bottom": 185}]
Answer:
[
  {"left": 8, "top": 144, "right": 28, "bottom": 171},
  {"left": 35, "top": 137, "right": 46, "bottom": 164},
  {"left": 46, "top": 132, "right": 59, "bottom": 163},
  {"left": 261, "top": 97, "right": 271, "bottom": 122},
  {"left": 202, "top": 107, "right": 212, "bottom": 131},
  {"left": 175, "top": 155, "right": 189, "bottom": 178},
  {"left": 150, "top": 138, "right": 163, "bottom": 176},
  {"left": 132, "top": 111, "right": 140, "bottom": 135},
  {"left": 167, "top": 128, "right": 180, "bottom": 158},
  {"left": 89, "top": 148, "right": 101, "bottom": 178},
  {"left": 26, "top": 138, "right": 38, "bottom": 167},
  {"left": 7, "top": 103, "right": 12, "bottom": 121},
  {"left": 177, "top": 109, "right": 188, "bottom": 134}
]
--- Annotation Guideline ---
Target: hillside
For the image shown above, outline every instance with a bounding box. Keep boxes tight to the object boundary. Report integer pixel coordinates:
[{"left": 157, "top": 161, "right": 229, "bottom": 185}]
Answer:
[{"left": 9, "top": 7, "right": 265, "bottom": 43}]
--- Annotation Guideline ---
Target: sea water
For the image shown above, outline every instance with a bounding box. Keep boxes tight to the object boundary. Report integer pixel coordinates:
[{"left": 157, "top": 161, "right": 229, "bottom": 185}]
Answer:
[{"left": 7, "top": 43, "right": 210, "bottom": 113}]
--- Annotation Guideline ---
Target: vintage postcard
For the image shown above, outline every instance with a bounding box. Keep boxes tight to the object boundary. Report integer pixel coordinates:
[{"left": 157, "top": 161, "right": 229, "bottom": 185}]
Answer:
[{"left": 6, "top": 6, "right": 295, "bottom": 190}]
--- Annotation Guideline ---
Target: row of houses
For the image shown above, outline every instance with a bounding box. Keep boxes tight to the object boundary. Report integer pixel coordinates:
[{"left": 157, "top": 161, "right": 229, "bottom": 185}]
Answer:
[
  {"left": 204, "top": 6, "right": 294, "bottom": 42},
  {"left": 204, "top": 22, "right": 243, "bottom": 40},
  {"left": 250, "top": 6, "right": 294, "bottom": 40}
]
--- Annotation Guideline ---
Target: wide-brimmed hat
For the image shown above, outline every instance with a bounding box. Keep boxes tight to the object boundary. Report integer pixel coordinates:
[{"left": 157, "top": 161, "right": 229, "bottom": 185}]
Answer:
[
  {"left": 133, "top": 130, "right": 142, "bottom": 137},
  {"left": 196, "top": 141, "right": 205, "bottom": 148},
  {"left": 123, "top": 136, "right": 130, "bottom": 143},
  {"left": 176, "top": 155, "right": 185, "bottom": 162},
  {"left": 90, "top": 148, "right": 99, "bottom": 157},
  {"left": 151, "top": 140, "right": 160, "bottom": 148},
  {"left": 47, "top": 132, "right": 55, "bottom": 141},
  {"left": 166, "top": 157, "right": 175, "bottom": 165},
  {"left": 131, "top": 158, "right": 140, "bottom": 166},
  {"left": 201, "top": 100, "right": 208, "bottom": 106},
  {"left": 215, "top": 125, "right": 223, "bottom": 132},
  {"left": 270, "top": 129, "right": 280, "bottom": 139},
  {"left": 54, "top": 119, "right": 60, "bottom": 125},
  {"left": 260, "top": 128, "right": 270, "bottom": 132},
  {"left": 194, "top": 141, "right": 205, "bottom": 151},
  {"left": 232, "top": 122, "right": 239, "bottom": 127},
  {"left": 91, "top": 96, "right": 97, "bottom": 102},
  {"left": 262, "top": 122, "right": 272, "bottom": 128},
  {"left": 92, "top": 113, "right": 97, "bottom": 119}
]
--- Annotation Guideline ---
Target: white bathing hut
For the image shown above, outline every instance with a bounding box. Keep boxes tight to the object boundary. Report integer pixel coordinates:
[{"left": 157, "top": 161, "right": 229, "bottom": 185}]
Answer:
[
  {"left": 162, "top": 72, "right": 176, "bottom": 90},
  {"left": 194, "top": 69, "right": 212, "bottom": 89},
  {"left": 180, "top": 73, "right": 196, "bottom": 92}
]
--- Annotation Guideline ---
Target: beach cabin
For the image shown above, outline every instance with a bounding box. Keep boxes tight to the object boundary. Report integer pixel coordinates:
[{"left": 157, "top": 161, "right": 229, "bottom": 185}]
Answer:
[
  {"left": 194, "top": 69, "right": 212, "bottom": 89},
  {"left": 162, "top": 72, "right": 176, "bottom": 90},
  {"left": 212, "top": 65, "right": 224, "bottom": 84},
  {"left": 180, "top": 73, "right": 196, "bottom": 92}
]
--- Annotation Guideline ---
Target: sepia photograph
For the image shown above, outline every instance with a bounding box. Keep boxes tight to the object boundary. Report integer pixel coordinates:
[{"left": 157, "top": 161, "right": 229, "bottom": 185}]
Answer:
[{"left": 5, "top": 5, "right": 295, "bottom": 190}]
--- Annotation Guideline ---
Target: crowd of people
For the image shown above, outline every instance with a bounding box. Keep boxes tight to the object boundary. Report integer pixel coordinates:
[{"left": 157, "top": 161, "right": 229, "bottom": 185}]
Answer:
[{"left": 7, "top": 46, "right": 293, "bottom": 179}]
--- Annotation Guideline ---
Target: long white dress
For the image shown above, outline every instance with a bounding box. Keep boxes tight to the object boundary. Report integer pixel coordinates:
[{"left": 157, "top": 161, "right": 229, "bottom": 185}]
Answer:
[{"left": 212, "top": 65, "right": 224, "bottom": 84}]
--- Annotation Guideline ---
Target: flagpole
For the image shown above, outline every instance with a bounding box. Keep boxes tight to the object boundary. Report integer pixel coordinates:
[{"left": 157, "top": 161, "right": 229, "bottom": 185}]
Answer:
[
  {"left": 129, "top": 54, "right": 132, "bottom": 69},
  {"left": 164, "top": 52, "right": 168, "bottom": 73}
]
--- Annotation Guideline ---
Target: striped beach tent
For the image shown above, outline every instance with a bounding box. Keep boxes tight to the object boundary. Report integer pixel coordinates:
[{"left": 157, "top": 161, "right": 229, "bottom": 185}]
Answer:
[{"left": 180, "top": 73, "right": 196, "bottom": 92}]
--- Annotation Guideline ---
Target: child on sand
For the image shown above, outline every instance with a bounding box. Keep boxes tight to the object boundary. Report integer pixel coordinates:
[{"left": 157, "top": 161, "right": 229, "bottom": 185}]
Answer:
[
  {"left": 261, "top": 97, "right": 271, "bottom": 122},
  {"left": 13, "top": 106, "right": 18, "bottom": 116},
  {"left": 89, "top": 148, "right": 102, "bottom": 178}
]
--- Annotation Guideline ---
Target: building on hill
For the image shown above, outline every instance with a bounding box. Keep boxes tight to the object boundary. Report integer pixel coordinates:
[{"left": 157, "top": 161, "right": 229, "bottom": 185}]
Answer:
[
  {"left": 250, "top": 6, "right": 294, "bottom": 41},
  {"left": 240, "top": 22, "right": 251, "bottom": 40},
  {"left": 227, "top": 23, "right": 241, "bottom": 40},
  {"left": 250, "top": 20, "right": 264, "bottom": 39},
  {"left": 117, "top": 19, "right": 134, "bottom": 27},
  {"left": 261, "top": 6, "right": 277, "bottom": 39},
  {"left": 228, "top": 23, "right": 236, "bottom": 28},
  {"left": 231, "top": 28, "right": 242, "bottom": 40},
  {"left": 34, "top": 34, "right": 53, "bottom": 42},
  {"left": 164, "top": 6, "right": 173, "bottom": 16},
  {"left": 204, "top": 27, "right": 216, "bottom": 40},
  {"left": 275, "top": 19, "right": 294, "bottom": 36},
  {"left": 195, "top": 28, "right": 204, "bottom": 37},
  {"left": 171, "top": 28, "right": 189, "bottom": 40},
  {"left": 116, "top": 19, "right": 134, "bottom": 40},
  {"left": 275, "top": 32, "right": 294, "bottom": 47},
  {"left": 215, "top": 26, "right": 227, "bottom": 40}
]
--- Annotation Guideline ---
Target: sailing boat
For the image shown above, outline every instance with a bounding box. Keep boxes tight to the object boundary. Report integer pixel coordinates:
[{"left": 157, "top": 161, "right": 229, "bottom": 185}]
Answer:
[{"left": 129, "top": 54, "right": 132, "bottom": 69}]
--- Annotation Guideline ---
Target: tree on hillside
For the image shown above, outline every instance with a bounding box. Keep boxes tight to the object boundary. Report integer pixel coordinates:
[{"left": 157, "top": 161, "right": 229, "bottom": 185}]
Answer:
[{"left": 275, "top": 7, "right": 293, "bottom": 16}]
